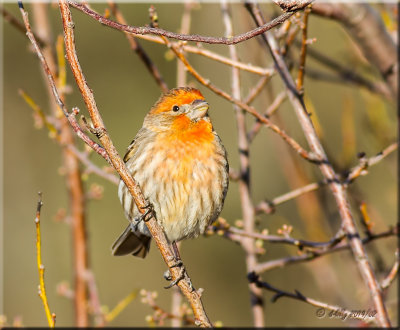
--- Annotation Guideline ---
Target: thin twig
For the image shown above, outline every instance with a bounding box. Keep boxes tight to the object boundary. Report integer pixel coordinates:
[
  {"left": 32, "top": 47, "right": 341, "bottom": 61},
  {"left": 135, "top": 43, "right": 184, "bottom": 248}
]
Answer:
[
  {"left": 141, "top": 290, "right": 195, "bottom": 326},
  {"left": 34, "top": 192, "right": 56, "bottom": 328},
  {"left": 255, "top": 141, "right": 397, "bottom": 215},
  {"left": 381, "top": 249, "right": 399, "bottom": 290},
  {"left": 1, "top": 5, "right": 47, "bottom": 47},
  {"left": 18, "top": 2, "right": 110, "bottom": 164},
  {"left": 84, "top": 270, "right": 106, "bottom": 326},
  {"left": 248, "top": 272, "right": 377, "bottom": 323},
  {"left": 247, "top": 91, "right": 287, "bottom": 143},
  {"left": 221, "top": 0, "right": 264, "bottom": 326},
  {"left": 254, "top": 226, "right": 397, "bottom": 273},
  {"left": 211, "top": 221, "right": 345, "bottom": 251},
  {"left": 107, "top": 1, "right": 169, "bottom": 93},
  {"left": 67, "top": 145, "right": 119, "bottom": 185},
  {"left": 50, "top": 1, "right": 275, "bottom": 77},
  {"left": 19, "top": 88, "right": 119, "bottom": 185},
  {"left": 255, "top": 181, "right": 321, "bottom": 215},
  {"left": 105, "top": 290, "right": 138, "bottom": 323},
  {"left": 69, "top": 0, "right": 311, "bottom": 45},
  {"left": 244, "top": 75, "right": 271, "bottom": 105},
  {"left": 345, "top": 142, "right": 398, "bottom": 185}
]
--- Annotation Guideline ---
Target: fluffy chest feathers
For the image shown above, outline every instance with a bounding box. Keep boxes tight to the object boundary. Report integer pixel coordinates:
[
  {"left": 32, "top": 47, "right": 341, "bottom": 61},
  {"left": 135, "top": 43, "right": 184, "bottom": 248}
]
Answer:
[{"left": 155, "top": 116, "right": 216, "bottom": 182}]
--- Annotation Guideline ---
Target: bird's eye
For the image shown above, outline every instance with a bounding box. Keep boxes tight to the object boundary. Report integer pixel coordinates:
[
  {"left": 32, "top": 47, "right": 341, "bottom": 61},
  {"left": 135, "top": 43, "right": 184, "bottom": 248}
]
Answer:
[{"left": 172, "top": 105, "right": 180, "bottom": 112}]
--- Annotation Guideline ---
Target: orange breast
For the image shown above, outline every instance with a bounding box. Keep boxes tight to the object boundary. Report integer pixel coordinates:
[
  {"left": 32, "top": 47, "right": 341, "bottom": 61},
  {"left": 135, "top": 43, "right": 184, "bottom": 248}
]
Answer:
[{"left": 155, "top": 116, "right": 215, "bottom": 183}]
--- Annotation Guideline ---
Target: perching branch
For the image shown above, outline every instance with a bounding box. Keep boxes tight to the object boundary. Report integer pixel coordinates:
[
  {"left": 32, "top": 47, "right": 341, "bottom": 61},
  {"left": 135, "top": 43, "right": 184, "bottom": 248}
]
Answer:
[{"left": 57, "top": 1, "right": 212, "bottom": 327}]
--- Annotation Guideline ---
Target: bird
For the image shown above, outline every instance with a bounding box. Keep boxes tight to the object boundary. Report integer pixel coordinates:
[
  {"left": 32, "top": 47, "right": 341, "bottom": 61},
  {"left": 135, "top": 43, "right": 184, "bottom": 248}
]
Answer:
[{"left": 112, "top": 87, "right": 229, "bottom": 258}]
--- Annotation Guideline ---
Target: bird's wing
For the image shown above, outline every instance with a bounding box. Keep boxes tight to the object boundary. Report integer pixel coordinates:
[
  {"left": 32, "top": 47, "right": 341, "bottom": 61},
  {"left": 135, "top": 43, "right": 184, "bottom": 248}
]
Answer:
[{"left": 123, "top": 127, "right": 150, "bottom": 162}]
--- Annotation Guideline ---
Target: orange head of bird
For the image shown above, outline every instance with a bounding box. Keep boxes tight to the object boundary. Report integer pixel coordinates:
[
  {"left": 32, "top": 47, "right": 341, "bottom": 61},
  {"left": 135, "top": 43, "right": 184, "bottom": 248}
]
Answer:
[{"left": 144, "top": 87, "right": 210, "bottom": 132}]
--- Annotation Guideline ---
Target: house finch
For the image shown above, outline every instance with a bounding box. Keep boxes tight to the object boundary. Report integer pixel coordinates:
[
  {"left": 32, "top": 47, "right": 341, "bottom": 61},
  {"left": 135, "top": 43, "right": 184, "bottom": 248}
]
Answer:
[{"left": 112, "top": 87, "right": 229, "bottom": 258}]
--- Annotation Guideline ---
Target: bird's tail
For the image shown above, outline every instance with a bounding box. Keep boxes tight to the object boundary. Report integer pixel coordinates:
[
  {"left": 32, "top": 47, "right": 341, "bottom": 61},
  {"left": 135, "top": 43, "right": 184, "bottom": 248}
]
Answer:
[{"left": 111, "top": 224, "right": 151, "bottom": 258}]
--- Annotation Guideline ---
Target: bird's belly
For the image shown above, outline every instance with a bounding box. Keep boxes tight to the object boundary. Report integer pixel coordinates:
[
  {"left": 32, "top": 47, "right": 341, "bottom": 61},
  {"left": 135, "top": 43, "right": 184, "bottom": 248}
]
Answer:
[
  {"left": 121, "top": 137, "right": 228, "bottom": 242},
  {"left": 152, "top": 156, "right": 225, "bottom": 242}
]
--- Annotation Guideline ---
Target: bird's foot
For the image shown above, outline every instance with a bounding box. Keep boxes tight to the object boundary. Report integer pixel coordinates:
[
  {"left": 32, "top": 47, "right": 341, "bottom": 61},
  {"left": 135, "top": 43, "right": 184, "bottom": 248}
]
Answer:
[{"left": 139, "top": 200, "right": 155, "bottom": 222}]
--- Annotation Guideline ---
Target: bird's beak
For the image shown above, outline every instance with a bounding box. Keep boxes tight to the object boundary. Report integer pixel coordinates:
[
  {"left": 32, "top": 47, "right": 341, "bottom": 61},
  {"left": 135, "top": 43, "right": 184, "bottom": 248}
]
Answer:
[{"left": 189, "top": 100, "right": 209, "bottom": 120}]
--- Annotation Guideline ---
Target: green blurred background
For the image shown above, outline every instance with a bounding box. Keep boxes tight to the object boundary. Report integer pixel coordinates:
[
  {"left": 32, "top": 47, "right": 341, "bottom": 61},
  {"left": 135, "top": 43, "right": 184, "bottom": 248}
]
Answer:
[{"left": 2, "top": 1, "right": 397, "bottom": 327}]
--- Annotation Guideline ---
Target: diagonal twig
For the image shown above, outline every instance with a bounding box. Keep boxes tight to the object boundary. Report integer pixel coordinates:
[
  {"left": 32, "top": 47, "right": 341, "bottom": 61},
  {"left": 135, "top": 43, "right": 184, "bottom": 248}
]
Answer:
[{"left": 68, "top": 0, "right": 311, "bottom": 45}]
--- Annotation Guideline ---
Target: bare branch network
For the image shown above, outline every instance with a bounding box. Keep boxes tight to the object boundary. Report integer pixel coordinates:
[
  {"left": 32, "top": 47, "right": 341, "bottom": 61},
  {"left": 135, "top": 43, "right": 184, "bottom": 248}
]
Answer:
[{"left": 4, "top": 0, "right": 397, "bottom": 327}]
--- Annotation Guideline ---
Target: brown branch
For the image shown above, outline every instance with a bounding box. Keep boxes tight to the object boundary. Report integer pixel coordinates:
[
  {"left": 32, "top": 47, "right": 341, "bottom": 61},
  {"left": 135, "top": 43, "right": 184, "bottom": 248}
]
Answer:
[
  {"left": 34, "top": 192, "right": 56, "bottom": 328},
  {"left": 345, "top": 142, "right": 398, "bottom": 185},
  {"left": 57, "top": 1, "right": 211, "bottom": 327},
  {"left": 183, "top": 44, "right": 274, "bottom": 76},
  {"left": 247, "top": 272, "right": 377, "bottom": 323},
  {"left": 381, "top": 249, "right": 399, "bottom": 290},
  {"left": 255, "top": 226, "right": 397, "bottom": 274},
  {"left": 45, "top": 1, "right": 274, "bottom": 77},
  {"left": 245, "top": 4, "right": 391, "bottom": 326},
  {"left": 107, "top": 1, "right": 169, "bottom": 93},
  {"left": 211, "top": 221, "right": 345, "bottom": 251},
  {"left": 256, "top": 141, "right": 397, "bottom": 215},
  {"left": 67, "top": 145, "right": 119, "bottom": 185},
  {"left": 244, "top": 75, "right": 271, "bottom": 105},
  {"left": 68, "top": 0, "right": 310, "bottom": 45},
  {"left": 247, "top": 91, "right": 287, "bottom": 143},
  {"left": 1, "top": 5, "right": 47, "bottom": 47},
  {"left": 255, "top": 181, "right": 321, "bottom": 215},
  {"left": 221, "top": 1, "right": 264, "bottom": 326}
]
